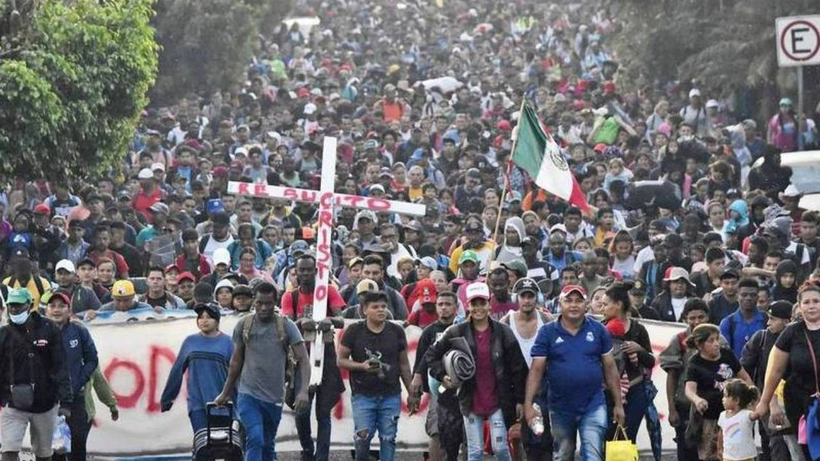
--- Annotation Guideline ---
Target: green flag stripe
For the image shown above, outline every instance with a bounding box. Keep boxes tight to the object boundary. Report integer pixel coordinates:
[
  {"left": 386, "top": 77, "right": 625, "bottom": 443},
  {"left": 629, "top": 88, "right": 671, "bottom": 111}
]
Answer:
[{"left": 512, "top": 104, "right": 547, "bottom": 177}]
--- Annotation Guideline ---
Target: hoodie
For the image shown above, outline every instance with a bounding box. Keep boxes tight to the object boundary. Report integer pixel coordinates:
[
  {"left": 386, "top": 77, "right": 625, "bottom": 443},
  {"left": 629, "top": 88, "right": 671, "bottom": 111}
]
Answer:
[
  {"left": 495, "top": 217, "right": 525, "bottom": 265},
  {"left": 724, "top": 199, "right": 749, "bottom": 235},
  {"left": 771, "top": 259, "right": 798, "bottom": 304}
]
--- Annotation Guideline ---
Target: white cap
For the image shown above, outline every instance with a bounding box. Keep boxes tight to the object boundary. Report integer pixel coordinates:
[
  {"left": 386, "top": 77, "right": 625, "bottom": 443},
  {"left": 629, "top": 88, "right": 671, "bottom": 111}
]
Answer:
[
  {"left": 303, "top": 103, "right": 317, "bottom": 115},
  {"left": 266, "top": 131, "right": 282, "bottom": 143},
  {"left": 213, "top": 248, "right": 231, "bottom": 267},
  {"left": 137, "top": 168, "right": 154, "bottom": 179},
  {"left": 705, "top": 99, "right": 719, "bottom": 109},
  {"left": 782, "top": 184, "right": 802, "bottom": 197},
  {"left": 55, "top": 259, "right": 76, "bottom": 273},
  {"left": 465, "top": 282, "right": 490, "bottom": 303},
  {"left": 689, "top": 88, "right": 701, "bottom": 98},
  {"left": 234, "top": 147, "right": 248, "bottom": 157},
  {"left": 214, "top": 279, "right": 234, "bottom": 294},
  {"left": 549, "top": 223, "right": 568, "bottom": 234},
  {"left": 151, "top": 162, "right": 165, "bottom": 172}
]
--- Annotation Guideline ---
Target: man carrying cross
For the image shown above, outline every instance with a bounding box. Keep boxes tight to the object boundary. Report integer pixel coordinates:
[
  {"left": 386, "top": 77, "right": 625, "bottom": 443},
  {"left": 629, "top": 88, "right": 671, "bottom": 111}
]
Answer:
[{"left": 280, "top": 253, "right": 346, "bottom": 461}]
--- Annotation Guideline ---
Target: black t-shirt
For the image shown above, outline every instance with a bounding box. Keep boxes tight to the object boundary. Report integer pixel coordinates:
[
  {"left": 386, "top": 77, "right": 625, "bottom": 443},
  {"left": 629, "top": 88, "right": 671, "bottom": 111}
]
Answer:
[
  {"left": 143, "top": 293, "right": 168, "bottom": 309},
  {"left": 341, "top": 321, "right": 407, "bottom": 397},
  {"left": 413, "top": 321, "right": 451, "bottom": 391},
  {"left": 685, "top": 347, "right": 742, "bottom": 419},
  {"left": 776, "top": 322, "right": 820, "bottom": 411}
]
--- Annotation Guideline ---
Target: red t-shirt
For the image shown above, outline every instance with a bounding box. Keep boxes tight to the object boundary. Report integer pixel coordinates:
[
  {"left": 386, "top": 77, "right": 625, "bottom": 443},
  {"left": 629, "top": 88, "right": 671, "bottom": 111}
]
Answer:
[
  {"left": 132, "top": 188, "right": 163, "bottom": 222},
  {"left": 88, "top": 249, "right": 130, "bottom": 279},
  {"left": 407, "top": 308, "right": 438, "bottom": 328},
  {"left": 471, "top": 327, "right": 498, "bottom": 416},
  {"left": 280, "top": 285, "right": 346, "bottom": 319}
]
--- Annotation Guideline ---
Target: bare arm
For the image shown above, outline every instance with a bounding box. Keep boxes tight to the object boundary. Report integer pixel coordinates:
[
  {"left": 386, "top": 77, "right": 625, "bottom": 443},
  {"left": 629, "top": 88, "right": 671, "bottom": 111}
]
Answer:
[
  {"left": 603, "top": 353, "right": 625, "bottom": 425},
  {"left": 737, "top": 367, "right": 753, "bottom": 386},
  {"left": 215, "top": 342, "right": 244, "bottom": 404},
  {"left": 337, "top": 344, "right": 367, "bottom": 372},
  {"left": 666, "top": 369, "right": 680, "bottom": 415},
  {"left": 523, "top": 357, "right": 547, "bottom": 426},
  {"left": 399, "top": 349, "right": 413, "bottom": 393},
  {"left": 292, "top": 342, "right": 311, "bottom": 397},
  {"left": 757, "top": 348, "right": 789, "bottom": 409}
]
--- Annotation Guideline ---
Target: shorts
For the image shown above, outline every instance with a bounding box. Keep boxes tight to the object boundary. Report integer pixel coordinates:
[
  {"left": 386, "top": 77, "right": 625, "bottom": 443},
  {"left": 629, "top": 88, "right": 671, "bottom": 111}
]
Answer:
[
  {"left": 1, "top": 404, "right": 59, "bottom": 457},
  {"left": 425, "top": 396, "right": 439, "bottom": 437}
]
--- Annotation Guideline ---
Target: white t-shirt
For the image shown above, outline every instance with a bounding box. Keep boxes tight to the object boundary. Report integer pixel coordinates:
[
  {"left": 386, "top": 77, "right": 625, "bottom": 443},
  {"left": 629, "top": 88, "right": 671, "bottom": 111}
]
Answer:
[
  {"left": 718, "top": 409, "right": 757, "bottom": 460},
  {"left": 671, "top": 297, "right": 687, "bottom": 321}
]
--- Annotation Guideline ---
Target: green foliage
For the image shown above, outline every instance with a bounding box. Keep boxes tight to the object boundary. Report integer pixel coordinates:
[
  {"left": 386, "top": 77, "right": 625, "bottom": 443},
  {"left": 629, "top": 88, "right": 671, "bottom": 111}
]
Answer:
[
  {"left": 0, "top": 0, "right": 158, "bottom": 181},
  {"left": 608, "top": 0, "right": 810, "bottom": 90},
  {"left": 150, "top": 0, "right": 293, "bottom": 105}
]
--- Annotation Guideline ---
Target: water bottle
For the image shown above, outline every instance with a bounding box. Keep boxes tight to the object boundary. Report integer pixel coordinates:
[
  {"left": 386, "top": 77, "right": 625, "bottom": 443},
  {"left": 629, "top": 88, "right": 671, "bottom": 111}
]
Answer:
[{"left": 531, "top": 403, "right": 544, "bottom": 436}]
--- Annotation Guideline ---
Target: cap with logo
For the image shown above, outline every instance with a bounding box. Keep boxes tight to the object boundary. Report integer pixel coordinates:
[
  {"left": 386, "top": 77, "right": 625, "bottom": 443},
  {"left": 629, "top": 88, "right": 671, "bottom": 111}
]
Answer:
[
  {"left": 559, "top": 284, "right": 587, "bottom": 299},
  {"left": 6, "top": 288, "right": 33, "bottom": 305},
  {"left": 458, "top": 250, "right": 480, "bottom": 265},
  {"left": 416, "top": 279, "right": 438, "bottom": 304},
  {"left": 356, "top": 279, "right": 379, "bottom": 295},
  {"left": 513, "top": 277, "right": 541, "bottom": 295},
  {"left": 465, "top": 282, "right": 490, "bottom": 302},
  {"left": 149, "top": 202, "right": 170, "bottom": 214},
  {"left": 112, "top": 280, "right": 136, "bottom": 298},
  {"left": 48, "top": 290, "right": 72, "bottom": 306},
  {"left": 417, "top": 256, "right": 438, "bottom": 271}
]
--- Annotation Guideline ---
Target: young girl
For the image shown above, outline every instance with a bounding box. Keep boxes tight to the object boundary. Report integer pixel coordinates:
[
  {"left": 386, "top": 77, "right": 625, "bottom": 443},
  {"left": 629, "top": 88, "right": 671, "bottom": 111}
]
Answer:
[
  {"left": 717, "top": 379, "right": 760, "bottom": 461},
  {"left": 604, "top": 157, "right": 634, "bottom": 190},
  {"left": 609, "top": 231, "right": 636, "bottom": 281}
]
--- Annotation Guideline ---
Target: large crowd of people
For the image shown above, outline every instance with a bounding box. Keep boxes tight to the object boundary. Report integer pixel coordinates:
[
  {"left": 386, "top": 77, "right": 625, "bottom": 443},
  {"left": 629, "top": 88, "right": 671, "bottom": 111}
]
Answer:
[{"left": 1, "top": 0, "right": 820, "bottom": 460}]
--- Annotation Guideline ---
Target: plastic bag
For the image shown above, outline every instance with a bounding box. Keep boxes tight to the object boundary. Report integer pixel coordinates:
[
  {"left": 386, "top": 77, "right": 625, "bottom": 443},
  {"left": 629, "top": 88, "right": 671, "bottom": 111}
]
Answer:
[{"left": 52, "top": 414, "right": 71, "bottom": 454}]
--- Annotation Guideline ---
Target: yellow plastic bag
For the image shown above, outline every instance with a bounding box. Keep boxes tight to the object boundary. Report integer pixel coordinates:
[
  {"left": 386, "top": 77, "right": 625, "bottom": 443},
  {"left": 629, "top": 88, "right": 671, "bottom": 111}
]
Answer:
[{"left": 605, "top": 425, "right": 639, "bottom": 461}]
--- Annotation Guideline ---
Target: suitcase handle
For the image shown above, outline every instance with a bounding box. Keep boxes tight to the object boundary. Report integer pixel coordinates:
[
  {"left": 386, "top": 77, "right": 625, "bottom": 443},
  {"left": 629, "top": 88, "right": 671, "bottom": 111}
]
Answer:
[{"left": 205, "top": 401, "right": 234, "bottom": 443}]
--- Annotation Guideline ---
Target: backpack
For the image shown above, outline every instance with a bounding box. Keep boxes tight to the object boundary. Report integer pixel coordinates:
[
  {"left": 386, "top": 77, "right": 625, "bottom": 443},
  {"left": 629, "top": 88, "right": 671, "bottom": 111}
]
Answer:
[
  {"left": 7, "top": 275, "right": 48, "bottom": 305},
  {"left": 241, "top": 309, "right": 298, "bottom": 408},
  {"left": 726, "top": 311, "right": 768, "bottom": 350}
]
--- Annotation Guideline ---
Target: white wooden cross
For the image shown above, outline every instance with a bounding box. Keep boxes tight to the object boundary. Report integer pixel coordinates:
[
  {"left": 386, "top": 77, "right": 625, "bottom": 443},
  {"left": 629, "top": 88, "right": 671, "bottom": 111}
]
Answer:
[{"left": 228, "top": 136, "right": 426, "bottom": 385}]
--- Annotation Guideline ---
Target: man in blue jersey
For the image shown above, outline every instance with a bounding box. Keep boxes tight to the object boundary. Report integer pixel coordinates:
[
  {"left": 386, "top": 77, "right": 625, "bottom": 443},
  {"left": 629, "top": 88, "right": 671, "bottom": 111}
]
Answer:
[{"left": 524, "top": 285, "right": 625, "bottom": 461}]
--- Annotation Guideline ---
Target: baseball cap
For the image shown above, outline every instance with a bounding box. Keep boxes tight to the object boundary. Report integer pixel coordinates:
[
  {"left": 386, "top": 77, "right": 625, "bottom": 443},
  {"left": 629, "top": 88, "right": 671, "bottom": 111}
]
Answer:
[
  {"left": 501, "top": 260, "right": 528, "bottom": 278},
  {"left": 720, "top": 268, "right": 740, "bottom": 280},
  {"left": 149, "top": 202, "right": 169, "bottom": 214},
  {"left": 465, "top": 282, "right": 490, "bottom": 302},
  {"left": 363, "top": 139, "right": 379, "bottom": 150},
  {"left": 416, "top": 279, "right": 437, "bottom": 304},
  {"left": 138, "top": 168, "right": 154, "bottom": 180},
  {"left": 33, "top": 203, "right": 50, "bottom": 215},
  {"left": 303, "top": 103, "right": 317, "bottom": 115},
  {"left": 458, "top": 250, "right": 480, "bottom": 265},
  {"left": 417, "top": 256, "right": 438, "bottom": 271},
  {"left": 194, "top": 302, "right": 221, "bottom": 321},
  {"left": 356, "top": 279, "right": 379, "bottom": 295},
  {"left": 348, "top": 256, "right": 364, "bottom": 269},
  {"left": 355, "top": 210, "right": 377, "bottom": 224},
  {"left": 689, "top": 88, "right": 701, "bottom": 98},
  {"left": 48, "top": 290, "right": 72, "bottom": 306},
  {"left": 206, "top": 199, "right": 225, "bottom": 215},
  {"left": 513, "top": 277, "right": 540, "bottom": 295},
  {"left": 214, "top": 279, "right": 234, "bottom": 294},
  {"left": 55, "top": 259, "right": 76, "bottom": 273},
  {"left": 705, "top": 99, "right": 719, "bottom": 109},
  {"left": 177, "top": 271, "right": 196, "bottom": 284},
  {"left": 111, "top": 280, "right": 136, "bottom": 298},
  {"left": 769, "top": 300, "right": 793, "bottom": 320},
  {"left": 212, "top": 248, "right": 231, "bottom": 267},
  {"left": 290, "top": 240, "right": 310, "bottom": 257},
  {"left": 559, "top": 284, "right": 587, "bottom": 299},
  {"left": 6, "top": 288, "right": 33, "bottom": 305},
  {"left": 11, "top": 247, "right": 30, "bottom": 260},
  {"left": 76, "top": 258, "right": 96, "bottom": 269},
  {"left": 369, "top": 184, "right": 385, "bottom": 194},
  {"left": 151, "top": 163, "right": 165, "bottom": 172},
  {"left": 663, "top": 267, "right": 695, "bottom": 286}
]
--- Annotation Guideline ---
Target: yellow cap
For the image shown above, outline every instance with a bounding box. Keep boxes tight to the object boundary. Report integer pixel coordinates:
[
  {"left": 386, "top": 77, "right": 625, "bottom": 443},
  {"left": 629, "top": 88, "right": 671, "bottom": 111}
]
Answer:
[{"left": 111, "top": 280, "right": 135, "bottom": 297}]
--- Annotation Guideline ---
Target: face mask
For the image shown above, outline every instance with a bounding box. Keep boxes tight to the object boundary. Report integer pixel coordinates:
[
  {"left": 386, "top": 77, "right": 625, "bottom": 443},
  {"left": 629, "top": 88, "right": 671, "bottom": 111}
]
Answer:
[{"left": 9, "top": 310, "right": 30, "bottom": 325}]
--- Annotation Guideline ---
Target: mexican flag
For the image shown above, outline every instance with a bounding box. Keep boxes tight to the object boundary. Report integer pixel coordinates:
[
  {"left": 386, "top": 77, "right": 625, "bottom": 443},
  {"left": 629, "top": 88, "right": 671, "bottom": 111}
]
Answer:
[{"left": 512, "top": 103, "right": 590, "bottom": 212}]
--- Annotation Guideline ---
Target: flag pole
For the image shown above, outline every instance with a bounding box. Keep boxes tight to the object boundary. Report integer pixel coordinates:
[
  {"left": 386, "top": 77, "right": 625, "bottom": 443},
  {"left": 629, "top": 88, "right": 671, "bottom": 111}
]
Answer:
[{"left": 487, "top": 97, "right": 528, "bottom": 269}]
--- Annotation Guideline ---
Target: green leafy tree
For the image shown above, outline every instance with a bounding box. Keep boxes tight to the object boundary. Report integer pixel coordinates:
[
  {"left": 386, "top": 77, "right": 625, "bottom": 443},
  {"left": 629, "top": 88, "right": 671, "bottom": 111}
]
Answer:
[
  {"left": 0, "top": 0, "right": 158, "bottom": 180},
  {"left": 150, "top": 0, "right": 293, "bottom": 105}
]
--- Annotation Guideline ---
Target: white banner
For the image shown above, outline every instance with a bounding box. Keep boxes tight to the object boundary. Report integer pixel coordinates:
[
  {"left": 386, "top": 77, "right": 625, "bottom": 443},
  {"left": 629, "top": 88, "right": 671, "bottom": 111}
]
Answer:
[{"left": 25, "top": 316, "right": 685, "bottom": 457}]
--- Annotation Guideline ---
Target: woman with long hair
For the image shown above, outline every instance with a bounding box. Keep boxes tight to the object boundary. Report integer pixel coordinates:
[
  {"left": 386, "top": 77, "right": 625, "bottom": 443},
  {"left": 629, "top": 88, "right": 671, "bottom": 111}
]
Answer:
[
  {"left": 756, "top": 281, "right": 820, "bottom": 460},
  {"left": 684, "top": 323, "right": 753, "bottom": 461}
]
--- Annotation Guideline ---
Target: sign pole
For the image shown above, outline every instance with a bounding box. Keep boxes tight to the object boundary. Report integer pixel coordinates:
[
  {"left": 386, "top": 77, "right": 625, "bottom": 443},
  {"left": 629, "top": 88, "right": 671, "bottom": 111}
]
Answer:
[{"left": 798, "top": 66, "right": 805, "bottom": 150}]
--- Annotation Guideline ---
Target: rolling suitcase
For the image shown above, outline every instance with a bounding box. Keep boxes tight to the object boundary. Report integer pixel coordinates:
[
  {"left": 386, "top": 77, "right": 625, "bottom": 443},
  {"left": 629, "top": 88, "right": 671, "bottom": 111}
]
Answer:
[{"left": 192, "top": 402, "right": 243, "bottom": 461}]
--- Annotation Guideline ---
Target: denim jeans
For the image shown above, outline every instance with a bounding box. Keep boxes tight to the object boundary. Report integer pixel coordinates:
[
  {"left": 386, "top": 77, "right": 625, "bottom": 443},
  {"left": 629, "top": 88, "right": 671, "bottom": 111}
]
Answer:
[
  {"left": 463, "top": 408, "right": 511, "bottom": 461},
  {"left": 550, "top": 403, "right": 607, "bottom": 461},
  {"left": 236, "top": 392, "right": 283, "bottom": 461},
  {"left": 351, "top": 393, "right": 401, "bottom": 461},
  {"left": 295, "top": 388, "right": 333, "bottom": 461}
]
